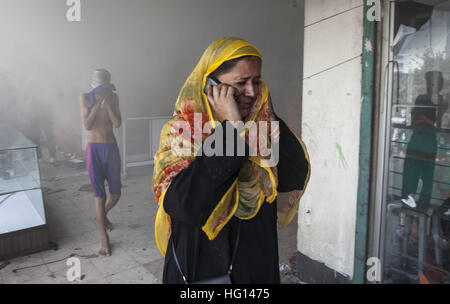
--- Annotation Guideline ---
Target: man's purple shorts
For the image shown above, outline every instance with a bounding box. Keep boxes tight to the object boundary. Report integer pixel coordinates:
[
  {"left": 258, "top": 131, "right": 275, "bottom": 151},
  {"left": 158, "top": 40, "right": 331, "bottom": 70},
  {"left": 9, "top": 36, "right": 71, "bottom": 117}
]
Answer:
[{"left": 86, "top": 142, "right": 122, "bottom": 198}]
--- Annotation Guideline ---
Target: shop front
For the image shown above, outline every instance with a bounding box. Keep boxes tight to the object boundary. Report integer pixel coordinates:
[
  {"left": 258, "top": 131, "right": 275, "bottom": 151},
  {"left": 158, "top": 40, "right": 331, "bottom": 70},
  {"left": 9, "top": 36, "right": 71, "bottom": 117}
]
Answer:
[{"left": 371, "top": 0, "right": 450, "bottom": 284}]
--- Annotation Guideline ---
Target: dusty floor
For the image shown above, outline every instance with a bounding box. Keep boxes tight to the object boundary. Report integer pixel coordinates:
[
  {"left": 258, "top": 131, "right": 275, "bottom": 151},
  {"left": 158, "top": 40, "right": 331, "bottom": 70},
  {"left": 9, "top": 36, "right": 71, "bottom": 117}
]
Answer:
[{"left": 0, "top": 161, "right": 299, "bottom": 284}]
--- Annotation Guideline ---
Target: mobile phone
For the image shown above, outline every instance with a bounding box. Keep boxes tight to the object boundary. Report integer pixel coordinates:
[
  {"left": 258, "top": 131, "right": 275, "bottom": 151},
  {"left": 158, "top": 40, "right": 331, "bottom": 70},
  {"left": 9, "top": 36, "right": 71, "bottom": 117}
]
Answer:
[
  {"left": 204, "top": 77, "right": 220, "bottom": 95},
  {"left": 204, "top": 77, "right": 239, "bottom": 101}
]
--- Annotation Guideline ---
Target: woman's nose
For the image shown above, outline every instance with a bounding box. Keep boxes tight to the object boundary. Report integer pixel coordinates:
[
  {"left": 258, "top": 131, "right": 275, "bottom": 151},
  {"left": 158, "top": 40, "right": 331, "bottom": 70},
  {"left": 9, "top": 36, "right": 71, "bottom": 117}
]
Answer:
[{"left": 244, "top": 83, "right": 256, "bottom": 97}]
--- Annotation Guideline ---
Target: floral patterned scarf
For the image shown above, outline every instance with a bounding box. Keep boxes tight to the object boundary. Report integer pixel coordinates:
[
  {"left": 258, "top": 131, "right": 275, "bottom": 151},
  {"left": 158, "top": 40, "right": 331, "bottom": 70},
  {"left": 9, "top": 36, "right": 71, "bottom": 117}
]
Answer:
[{"left": 152, "top": 37, "right": 310, "bottom": 256}]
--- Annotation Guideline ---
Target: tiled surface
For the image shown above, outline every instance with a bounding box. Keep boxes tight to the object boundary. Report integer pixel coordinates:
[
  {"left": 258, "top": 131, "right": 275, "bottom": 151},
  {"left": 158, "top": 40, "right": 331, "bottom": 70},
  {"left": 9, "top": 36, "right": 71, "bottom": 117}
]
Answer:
[
  {"left": 303, "top": 3, "right": 363, "bottom": 79},
  {"left": 106, "top": 265, "right": 158, "bottom": 284},
  {"left": 0, "top": 163, "right": 298, "bottom": 284},
  {"left": 305, "top": 0, "right": 363, "bottom": 26}
]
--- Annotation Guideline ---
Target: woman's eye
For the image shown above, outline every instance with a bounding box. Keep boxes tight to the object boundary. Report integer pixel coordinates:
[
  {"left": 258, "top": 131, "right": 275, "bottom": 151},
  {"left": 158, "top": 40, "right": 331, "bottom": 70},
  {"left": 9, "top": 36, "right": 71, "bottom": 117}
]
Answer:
[{"left": 237, "top": 82, "right": 246, "bottom": 86}]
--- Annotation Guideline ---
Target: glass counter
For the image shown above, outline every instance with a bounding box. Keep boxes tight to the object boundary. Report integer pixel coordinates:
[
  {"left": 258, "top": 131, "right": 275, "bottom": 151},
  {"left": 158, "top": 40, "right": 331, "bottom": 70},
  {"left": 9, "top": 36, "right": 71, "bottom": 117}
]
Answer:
[{"left": 0, "top": 125, "right": 49, "bottom": 258}]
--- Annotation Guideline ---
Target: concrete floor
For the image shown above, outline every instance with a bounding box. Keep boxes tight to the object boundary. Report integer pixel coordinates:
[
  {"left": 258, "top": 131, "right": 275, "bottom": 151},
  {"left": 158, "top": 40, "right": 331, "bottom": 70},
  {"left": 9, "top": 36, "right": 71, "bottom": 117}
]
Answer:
[{"left": 0, "top": 161, "right": 298, "bottom": 284}]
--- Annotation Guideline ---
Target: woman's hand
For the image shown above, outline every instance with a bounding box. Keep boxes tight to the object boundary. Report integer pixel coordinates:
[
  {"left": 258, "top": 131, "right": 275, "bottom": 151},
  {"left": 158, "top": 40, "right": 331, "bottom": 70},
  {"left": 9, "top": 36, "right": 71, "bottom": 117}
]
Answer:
[{"left": 207, "top": 84, "right": 241, "bottom": 122}]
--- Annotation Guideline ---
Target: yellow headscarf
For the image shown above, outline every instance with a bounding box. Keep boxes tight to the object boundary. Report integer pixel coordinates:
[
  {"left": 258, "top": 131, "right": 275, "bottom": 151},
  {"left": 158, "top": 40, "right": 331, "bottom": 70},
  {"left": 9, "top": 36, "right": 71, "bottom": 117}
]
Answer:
[{"left": 152, "top": 37, "right": 310, "bottom": 256}]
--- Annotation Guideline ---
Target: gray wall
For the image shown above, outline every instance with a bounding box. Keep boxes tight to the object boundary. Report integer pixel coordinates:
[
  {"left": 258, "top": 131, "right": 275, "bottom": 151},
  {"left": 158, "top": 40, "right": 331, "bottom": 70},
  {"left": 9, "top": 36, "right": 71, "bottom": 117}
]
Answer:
[{"left": 0, "top": 0, "right": 304, "bottom": 158}]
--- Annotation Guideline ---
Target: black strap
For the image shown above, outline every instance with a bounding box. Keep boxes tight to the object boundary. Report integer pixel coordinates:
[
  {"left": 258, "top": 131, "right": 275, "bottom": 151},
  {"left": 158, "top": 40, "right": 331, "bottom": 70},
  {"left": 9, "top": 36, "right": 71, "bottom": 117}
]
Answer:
[
  {"left": 171, "top": 221, "right": 241, "bottom": 284},
  {"left": 228, "top": 221, "right": 241, "bottom": 274}
]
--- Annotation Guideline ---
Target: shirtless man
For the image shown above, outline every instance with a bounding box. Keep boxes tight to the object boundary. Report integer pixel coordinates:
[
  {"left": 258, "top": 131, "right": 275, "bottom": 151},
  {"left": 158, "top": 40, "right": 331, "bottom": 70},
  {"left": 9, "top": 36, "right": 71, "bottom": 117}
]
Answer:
[{"left": 80, "top": 69, "right": 122, "bottom": 256}]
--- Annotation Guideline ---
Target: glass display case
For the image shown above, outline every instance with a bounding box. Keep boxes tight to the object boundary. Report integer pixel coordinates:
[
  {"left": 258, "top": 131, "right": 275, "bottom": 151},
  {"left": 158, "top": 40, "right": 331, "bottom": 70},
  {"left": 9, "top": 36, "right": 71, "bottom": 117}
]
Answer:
[{"left": 0, "top": 125, "right": 49, "bottom": 259}]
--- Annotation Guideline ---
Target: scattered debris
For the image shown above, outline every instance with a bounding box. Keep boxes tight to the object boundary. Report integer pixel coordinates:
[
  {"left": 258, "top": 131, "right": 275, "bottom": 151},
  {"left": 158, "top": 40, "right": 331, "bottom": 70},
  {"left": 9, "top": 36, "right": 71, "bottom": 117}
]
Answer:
[
  {"left": 12, "top": 253, "right": 96, "bottom": 273},
  {"left": 280, "top": 263, "right": 291, "bottom": 275},
  {"left": 289, "top": 251, "right": 298, "bottom": 267},
  {"left": 44, "top": 189, "right": 66, "bottom": 195},
  {"left": 49, "top": 241, "right": 59, "bottom": 251},
  {"left": 282, "top": 274, "right": 306, "bottom": 284},
  {"left": 68, "top": 274, "right": 86, "bottom": 282},
  {"left": 0, "top": 260, "right": 10, "bottom": 271},
  {"left": 45, "top": 177, "right": 61, "bottom": 182},
  {"left": 279, "top": 252, "right": 306, "bottom": 284},
  {"left": 66, "top": 158, "right": 85, "bottom": 169},
  {"left": 78, "top": 184, "right": 92, "bottom": 192}
]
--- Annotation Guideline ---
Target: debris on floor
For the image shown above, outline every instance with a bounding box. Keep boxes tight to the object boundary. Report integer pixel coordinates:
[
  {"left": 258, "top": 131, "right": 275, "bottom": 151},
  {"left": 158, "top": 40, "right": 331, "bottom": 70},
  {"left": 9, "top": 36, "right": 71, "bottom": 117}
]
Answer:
[
  {"left": 0, "top": 260, "right": 9, "bottom": 271},
  {"left": 66, "top": 158, "right": 85, "bottom": 169},
  {"left": 78, "top": 184, "right": 92, "bottom": 192},
  {"left": 44, "top": 189, "right": 67, "bottom": 195},
  {"left": 280, "top": 252, "right": 306, "bottom": 284}
]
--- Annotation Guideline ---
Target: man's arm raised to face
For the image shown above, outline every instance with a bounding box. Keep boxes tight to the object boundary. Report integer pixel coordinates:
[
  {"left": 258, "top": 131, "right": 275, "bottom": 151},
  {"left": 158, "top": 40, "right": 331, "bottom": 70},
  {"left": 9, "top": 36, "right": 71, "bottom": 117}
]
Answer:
[
  {"left": 106, "top": 94, "right": 122, "bottom": 128},
  {"left": 80, "top": 94, "right": 101, "bottom": 131}
]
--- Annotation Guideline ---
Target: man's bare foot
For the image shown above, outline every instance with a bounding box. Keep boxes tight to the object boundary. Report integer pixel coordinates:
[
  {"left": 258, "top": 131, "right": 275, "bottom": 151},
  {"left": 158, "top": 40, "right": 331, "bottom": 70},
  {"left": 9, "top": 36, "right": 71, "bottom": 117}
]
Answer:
[
  {"left": 105, "top": 217, "right": 114, "bottom": 232},
  {"left": 97, "top": 217, "right": 114, "bottom": 232},
  {"left": 98, "top": 246, "right": 111, "bottom": 257},
  {"left": 99, "top": 236, "right": 111, "bottom": 256}
]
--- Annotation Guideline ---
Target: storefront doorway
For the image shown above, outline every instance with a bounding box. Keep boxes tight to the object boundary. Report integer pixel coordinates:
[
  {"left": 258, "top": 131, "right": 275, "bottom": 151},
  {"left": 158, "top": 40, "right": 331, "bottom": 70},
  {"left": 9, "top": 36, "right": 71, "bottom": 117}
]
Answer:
[{"left": 375, "top": 0, "right": 450, "bottom": 284}]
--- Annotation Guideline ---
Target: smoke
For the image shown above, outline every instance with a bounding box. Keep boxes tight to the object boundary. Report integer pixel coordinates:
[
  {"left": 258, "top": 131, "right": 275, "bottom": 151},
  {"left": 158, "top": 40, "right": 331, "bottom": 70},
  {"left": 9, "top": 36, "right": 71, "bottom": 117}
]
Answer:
[{"left": 0, "top": 0, "right": 303, "bottom": 167}]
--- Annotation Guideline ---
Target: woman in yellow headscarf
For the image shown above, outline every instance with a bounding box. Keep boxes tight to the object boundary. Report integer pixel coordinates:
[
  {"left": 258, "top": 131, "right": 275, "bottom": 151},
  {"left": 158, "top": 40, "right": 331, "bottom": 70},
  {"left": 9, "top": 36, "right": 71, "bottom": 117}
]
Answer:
[{"left": 152, "top": 37, "right": 310, "bottom": 284}]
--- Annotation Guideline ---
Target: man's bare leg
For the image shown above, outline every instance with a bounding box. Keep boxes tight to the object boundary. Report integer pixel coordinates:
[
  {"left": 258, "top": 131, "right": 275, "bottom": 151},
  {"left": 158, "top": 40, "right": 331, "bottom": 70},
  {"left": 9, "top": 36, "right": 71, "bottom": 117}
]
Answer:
[
  {"left": 105, "top": 194, "right": 120, "bottom": 231},
  {"left": 95, "top": 197, "right": 110, "bottom": 256}
]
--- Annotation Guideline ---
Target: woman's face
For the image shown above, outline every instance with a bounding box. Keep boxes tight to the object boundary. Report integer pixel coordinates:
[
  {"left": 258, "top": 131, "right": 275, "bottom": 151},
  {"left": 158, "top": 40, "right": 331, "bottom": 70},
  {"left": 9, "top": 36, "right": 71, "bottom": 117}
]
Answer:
[{"left": 216, "top": 57, "right": 262, "bottom": 119}]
